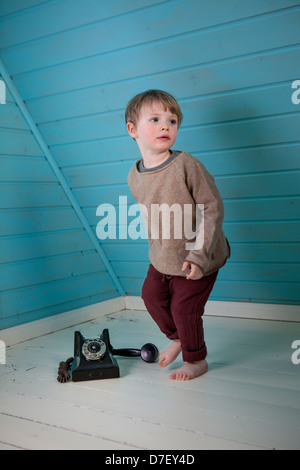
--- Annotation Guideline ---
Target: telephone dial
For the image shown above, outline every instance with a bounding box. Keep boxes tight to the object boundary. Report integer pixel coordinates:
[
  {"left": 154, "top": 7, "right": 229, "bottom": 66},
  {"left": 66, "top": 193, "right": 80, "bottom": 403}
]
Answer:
[{"left": 57, "top": 329, "right": 159, "bottom": 383}]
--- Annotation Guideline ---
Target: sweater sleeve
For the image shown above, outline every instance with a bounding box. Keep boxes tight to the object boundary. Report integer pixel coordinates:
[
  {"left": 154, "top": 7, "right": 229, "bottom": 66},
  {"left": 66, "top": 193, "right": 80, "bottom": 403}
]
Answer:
[{"left": 182, "top": 157, "right": 225, "bottom": 274}]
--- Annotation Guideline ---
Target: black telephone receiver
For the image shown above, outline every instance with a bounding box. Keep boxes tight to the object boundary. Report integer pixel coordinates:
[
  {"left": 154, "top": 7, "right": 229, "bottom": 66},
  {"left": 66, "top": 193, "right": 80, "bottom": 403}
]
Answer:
[
  {"left": 112, "top": 344, "right": 159, "bottom": 363},
  {"left": 57, "top": 329, "right": 159, "bottom": 383}
]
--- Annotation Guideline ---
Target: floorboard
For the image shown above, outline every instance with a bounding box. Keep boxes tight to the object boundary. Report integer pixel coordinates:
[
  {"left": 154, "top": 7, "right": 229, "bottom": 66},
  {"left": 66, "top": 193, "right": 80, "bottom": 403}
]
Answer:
[{"left": 0, "top": 309, "right": 300, "bottom": 450}]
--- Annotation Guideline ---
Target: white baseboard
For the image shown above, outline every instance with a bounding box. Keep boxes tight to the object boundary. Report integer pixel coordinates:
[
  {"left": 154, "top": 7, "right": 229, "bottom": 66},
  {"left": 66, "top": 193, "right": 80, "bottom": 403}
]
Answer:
[
  {"left": 125, "top": 296, "right": 300, "bottom": 323},
  {"left": 204, "top": 300, "right": 300, "bottom": 322},
  {"left": 1, "top": 296, "right": 299, "bottom": 347}
]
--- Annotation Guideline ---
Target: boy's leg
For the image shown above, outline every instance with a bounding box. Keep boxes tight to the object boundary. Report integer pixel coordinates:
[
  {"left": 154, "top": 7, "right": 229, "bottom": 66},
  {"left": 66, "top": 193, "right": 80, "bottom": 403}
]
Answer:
[
  {"left": 141, "top": 265, "right": 182, "bottom": 367},
  {"left": 141, "top": 264, "right": 178, "bottom": 341},
  {"left": 169, "top": 270, "right": 219, "bottom": 364}
]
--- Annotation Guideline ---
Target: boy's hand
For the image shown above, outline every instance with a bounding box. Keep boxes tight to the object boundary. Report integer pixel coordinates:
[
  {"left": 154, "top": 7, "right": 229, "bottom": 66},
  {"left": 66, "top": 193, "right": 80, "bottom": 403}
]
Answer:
[{"left": 182, "top": 261, "right": 203, "bottom": 280}]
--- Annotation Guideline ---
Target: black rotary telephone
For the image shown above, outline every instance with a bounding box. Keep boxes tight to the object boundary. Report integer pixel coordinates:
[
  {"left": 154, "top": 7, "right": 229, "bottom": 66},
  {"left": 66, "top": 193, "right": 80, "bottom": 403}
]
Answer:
[{"left": 57, "top": 329, "right": 159, "bottom": 383}]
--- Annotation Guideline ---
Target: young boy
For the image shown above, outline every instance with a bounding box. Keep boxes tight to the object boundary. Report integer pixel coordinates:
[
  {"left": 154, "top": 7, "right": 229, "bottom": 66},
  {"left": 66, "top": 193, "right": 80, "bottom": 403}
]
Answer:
[{"left": 126, "top": 90, "right": 230, "bottom": 381}]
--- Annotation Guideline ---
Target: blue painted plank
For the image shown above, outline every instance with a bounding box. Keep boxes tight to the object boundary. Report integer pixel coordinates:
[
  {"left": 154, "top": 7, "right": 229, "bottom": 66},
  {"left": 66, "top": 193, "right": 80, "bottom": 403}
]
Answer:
[
  {"left": 224, "top": 221, "right": 300, "bottom": 243},
  {"left": 0, "top": 102, "right": 29, "bottom": 130},
  {"left": 3, "top": 3, "right": 300, "bottom": 75},
  {"left": 0, "top": 229, "right": 94, "bottom": 263},
  {"left": 0, "top": 182, "right": 70, "bottom": 209},
  {"left": 63, "top": 160, "right": 132, "bottom": 188},
  {"left": 40, "top": 111, "right": 125, "bottom": 146},
  {"left": 231, "top": 243, "right": 300, "bottom": 264},
  {"left": 217, "top": 171, "right": 300, "bottom": 200},
  {"left": 1, "top": 251, "right": 106, "bottom": 291},
  {"left": 198, "top": 143, "right": 300, "bottom": 177},
  {"left": 218, "top": 263, "right": 300, "bottom": 284},
  {"left": 0, "top": 156, "right": 56, "bottom": 182},
  {"left": 0, "top": 289, "right": 119, "bottom": 330},
  {"left": 1, "top": 271, "right": 116, "bottom": 317},
  {"left": 103, "top": 242, "right": 149, "bottom": 262},
  {"left": 177, "top": 114, "right": 300, "bottom": 154},
  {"left": 180, "top": 82, "right": 299, "bottom": 128},
  {"left": 52, "top": 137, "right": 138, "bottom": 167},
  {"left": 0, "top": 0, "right": 51, "bottom": 19},
  {"left": 74, "top": 184, "right": 131, "bottom": 207},
  {"left": 224, "top": 197, "right": 300, "bottom": 222},
  {"left": 0, "top": 129, "right": 43, "bottom": 156},
  {"left": 0, "top": 0, "right": 164, "bottom": 49},
  {"left": 212, "top": 281, "right": 300, "bottom": 304},
  {"left": 0, "top": 207, "right": 81, "bottom": 236}
]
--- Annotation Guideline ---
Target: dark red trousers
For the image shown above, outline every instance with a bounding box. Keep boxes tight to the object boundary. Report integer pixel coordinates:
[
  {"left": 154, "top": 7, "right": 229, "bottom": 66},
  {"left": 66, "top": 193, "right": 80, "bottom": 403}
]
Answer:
[{"left": 142, "top": 264, "right": 218, "bottom": 362}]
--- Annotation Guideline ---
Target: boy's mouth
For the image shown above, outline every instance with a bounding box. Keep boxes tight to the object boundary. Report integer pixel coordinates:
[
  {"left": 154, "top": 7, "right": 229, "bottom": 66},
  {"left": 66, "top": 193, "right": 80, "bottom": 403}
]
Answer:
[{"left": 157, "top": 135, "right": 170, "bottom": 141}]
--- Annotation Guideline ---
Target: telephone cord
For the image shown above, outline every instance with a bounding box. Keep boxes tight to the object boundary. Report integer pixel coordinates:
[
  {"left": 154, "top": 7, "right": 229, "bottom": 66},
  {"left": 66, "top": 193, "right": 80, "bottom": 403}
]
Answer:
[{"left": 57, "top": 357, "right": 74, "bottom": 383}]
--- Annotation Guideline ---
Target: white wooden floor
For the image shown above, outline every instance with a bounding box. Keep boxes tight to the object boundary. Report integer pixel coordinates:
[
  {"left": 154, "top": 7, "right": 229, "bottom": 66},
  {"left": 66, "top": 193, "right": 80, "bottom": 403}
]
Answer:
[{"left": 1, "top": 308, "right": 300, "bottom": 450}]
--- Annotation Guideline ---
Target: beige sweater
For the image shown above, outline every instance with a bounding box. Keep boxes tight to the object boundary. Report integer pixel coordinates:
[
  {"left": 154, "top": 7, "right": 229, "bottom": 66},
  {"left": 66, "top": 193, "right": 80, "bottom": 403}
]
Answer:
[{"left": 127, "top": 151, "right": 230, "bottom": 277}]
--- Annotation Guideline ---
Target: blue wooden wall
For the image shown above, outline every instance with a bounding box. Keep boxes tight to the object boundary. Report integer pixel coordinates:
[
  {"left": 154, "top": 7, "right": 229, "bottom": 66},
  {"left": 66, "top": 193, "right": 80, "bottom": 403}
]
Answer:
[{"left": 0, "top": 0, "right": 299, "bottom": 328}]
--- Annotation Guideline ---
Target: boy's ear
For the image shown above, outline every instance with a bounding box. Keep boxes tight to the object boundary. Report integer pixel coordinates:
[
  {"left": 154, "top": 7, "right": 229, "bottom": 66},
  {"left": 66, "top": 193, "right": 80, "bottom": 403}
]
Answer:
[{"left": 126, "top": 122, "right": 137, "bottom": 139}]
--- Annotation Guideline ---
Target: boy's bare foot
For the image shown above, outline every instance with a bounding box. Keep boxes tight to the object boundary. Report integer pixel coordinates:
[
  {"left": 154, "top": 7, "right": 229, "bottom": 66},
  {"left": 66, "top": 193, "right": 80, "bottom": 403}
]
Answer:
[
  {"left": 169, "top": 360, "right": 208, "bottom": 381},
  {"left": 159, "top": 339, "right": 182, "bottom": 367}
]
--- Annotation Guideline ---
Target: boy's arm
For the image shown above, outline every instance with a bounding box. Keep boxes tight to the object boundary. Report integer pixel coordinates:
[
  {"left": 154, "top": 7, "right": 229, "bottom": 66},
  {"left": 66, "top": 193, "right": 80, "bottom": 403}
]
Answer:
[{"left": 183, "top": 158, "right": 225, "bottom": 276}]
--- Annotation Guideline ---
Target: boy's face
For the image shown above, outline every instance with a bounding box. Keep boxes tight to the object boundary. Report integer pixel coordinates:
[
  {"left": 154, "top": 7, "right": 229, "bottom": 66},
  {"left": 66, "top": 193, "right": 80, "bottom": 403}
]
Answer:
[{"left": 127, "top": 101, "right": 178, "bottom": 158}]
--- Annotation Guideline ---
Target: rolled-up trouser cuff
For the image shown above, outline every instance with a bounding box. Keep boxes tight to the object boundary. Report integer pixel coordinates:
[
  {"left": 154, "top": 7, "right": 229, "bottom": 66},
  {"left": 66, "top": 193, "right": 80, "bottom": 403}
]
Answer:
[
  {"left": 167, "top": 331, "right": 179, "bottom": 341},
  {"left": 182, "top": 343, "right": 207, "bottom": 363}
]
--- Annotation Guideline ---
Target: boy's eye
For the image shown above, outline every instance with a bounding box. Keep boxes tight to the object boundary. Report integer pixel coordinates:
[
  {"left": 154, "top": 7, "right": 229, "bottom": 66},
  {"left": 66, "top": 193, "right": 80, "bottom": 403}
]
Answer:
[{"left": 150, "top": 118, "right": 177, "bottom": 124}]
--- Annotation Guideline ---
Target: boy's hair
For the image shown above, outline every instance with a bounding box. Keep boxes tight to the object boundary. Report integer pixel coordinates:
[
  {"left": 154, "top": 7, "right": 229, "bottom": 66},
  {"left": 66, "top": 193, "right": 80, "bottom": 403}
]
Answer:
[{"left": 125, "top": 89, "right": 183, "bottom": 127}]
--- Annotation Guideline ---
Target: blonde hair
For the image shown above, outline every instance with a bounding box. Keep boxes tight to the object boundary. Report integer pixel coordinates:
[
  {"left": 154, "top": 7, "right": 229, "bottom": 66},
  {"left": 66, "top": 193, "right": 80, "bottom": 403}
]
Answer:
[{"left": 125, "top": 89, "right": 183, "bottom": 127}]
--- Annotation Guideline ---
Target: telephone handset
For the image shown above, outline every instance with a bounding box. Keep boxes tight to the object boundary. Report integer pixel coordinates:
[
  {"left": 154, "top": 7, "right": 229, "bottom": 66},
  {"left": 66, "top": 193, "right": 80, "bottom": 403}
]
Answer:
[{"left": 57, "top": 329, "right": 159, "bottom": 383}]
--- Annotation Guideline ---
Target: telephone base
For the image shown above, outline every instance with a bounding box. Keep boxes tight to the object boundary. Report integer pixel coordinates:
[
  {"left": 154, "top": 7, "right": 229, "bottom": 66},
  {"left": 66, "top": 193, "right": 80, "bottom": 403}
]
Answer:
[{"left": 71, "top": 329, "right": 120, "bottom": 382}]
